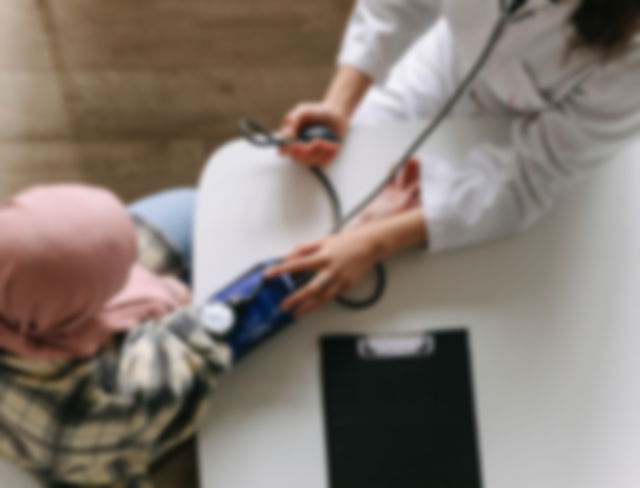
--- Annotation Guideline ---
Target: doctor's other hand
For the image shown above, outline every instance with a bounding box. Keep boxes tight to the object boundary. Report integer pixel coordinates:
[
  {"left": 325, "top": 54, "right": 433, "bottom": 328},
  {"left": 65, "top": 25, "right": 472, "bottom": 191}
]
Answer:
[
  {"left": 264, "top": 226, "right": 383, "bottom": 316},
  {"left": 278, "top": 101, "right": 348, "bottom": 167}
]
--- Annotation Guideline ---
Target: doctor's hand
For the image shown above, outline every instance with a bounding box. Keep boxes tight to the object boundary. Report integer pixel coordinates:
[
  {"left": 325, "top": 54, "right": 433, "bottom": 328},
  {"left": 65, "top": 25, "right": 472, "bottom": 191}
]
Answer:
[
  {"left": 278, "top": 101, "right": 348, "bottom": 167},
  {"left": 264, "top": 226, "right": 384, "bottom": 316}
]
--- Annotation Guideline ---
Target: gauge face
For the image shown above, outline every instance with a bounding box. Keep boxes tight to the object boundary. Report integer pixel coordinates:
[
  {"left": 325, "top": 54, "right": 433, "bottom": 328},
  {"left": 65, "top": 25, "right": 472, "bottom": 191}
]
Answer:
[{"left": 200, "top": 302, "right": 236, "bottom": 336}]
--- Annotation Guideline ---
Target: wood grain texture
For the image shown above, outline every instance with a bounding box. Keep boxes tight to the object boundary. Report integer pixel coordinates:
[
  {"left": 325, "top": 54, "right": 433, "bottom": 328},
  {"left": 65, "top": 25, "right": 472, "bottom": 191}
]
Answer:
[
  {"left": 0, "top": 73, "right": 72, "bottom": 140},
  {"left": 0, "top": 0, "right": 351, "bottom": 202},
  {"left": 62, "top": 66, "right": 333, "bottom": 139},
  {"left": 0, "top": 138, "right": 210, "bottom": 201},
  {"left": 45, "top": 0, "right": 350, "bottom": 69},
  {"left": 0, "top": 0, "right": 55, "bottom": 70}
]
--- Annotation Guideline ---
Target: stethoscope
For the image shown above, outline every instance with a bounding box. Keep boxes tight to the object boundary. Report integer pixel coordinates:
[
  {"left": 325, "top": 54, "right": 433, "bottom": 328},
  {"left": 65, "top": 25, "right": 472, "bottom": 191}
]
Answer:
[
  {"left": 239, "top": 118, "right": 387, "bottom": 309},
  {"left": 239, "top": 0, "right": 534, "bottom": 309}
]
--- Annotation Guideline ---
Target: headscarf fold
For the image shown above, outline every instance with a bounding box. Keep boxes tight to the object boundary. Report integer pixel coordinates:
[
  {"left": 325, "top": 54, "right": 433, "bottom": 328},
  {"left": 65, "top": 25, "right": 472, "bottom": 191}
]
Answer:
[{"left": 0, "top": 184, "right": 182, "bottom": 360}]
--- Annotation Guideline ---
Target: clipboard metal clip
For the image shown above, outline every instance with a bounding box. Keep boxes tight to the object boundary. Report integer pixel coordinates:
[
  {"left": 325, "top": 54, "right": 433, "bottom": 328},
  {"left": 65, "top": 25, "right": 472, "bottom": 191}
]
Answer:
[{"left": 357, "top": 332, "right": 436, "bottom": 360}]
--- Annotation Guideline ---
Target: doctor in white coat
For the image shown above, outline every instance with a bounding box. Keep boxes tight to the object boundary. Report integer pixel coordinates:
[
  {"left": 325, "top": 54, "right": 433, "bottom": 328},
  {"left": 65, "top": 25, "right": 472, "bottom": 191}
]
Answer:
[{"left": 265, "top": 0, "right": 640, "bottom": 315}]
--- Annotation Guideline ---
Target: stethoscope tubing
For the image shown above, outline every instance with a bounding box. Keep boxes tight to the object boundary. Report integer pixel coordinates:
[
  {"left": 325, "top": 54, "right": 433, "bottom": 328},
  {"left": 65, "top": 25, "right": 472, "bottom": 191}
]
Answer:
[{"left": 238, "top": 0, "right": 527, "bottom": 309}]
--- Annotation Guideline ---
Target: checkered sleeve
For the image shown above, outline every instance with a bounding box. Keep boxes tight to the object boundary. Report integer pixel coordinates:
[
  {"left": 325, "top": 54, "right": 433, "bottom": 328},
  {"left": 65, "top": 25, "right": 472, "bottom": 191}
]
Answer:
[
  {"left": 132, "top": 215, "right": 187, "bottom": 277},
  {"left": 0, "top": 308, "right": 231, "bottom": 487}
]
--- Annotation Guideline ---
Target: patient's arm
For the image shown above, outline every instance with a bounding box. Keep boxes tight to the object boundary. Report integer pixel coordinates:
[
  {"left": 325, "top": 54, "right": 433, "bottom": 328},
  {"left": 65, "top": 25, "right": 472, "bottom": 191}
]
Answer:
[{"left": 0, "top": 308, "right": 230, "bottom": 486}]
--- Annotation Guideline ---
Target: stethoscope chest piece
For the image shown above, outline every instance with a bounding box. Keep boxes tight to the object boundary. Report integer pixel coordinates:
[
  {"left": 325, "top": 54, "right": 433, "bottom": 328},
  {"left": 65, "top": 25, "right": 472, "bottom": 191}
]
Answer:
[
  {"left": 297, "top": 124, "right": 342, "bottom": 144},
  {"left": 239, "top": 118, "right": 341, "bottom": 148}
]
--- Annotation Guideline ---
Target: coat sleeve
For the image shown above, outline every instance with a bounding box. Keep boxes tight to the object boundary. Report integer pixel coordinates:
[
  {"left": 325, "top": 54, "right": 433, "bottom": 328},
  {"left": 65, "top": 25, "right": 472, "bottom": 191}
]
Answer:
[
  {"left": 0, "top": 307, "right": 231, "bottom": 485},
  {"left": 337, "top": 0, "right": 442, "bottom": 83},
  {"left": 420, "top": 50, "right": 640, "bottom": 253},
  {"left": 117, "top": 307, "right": 231, "bottom": 403}
]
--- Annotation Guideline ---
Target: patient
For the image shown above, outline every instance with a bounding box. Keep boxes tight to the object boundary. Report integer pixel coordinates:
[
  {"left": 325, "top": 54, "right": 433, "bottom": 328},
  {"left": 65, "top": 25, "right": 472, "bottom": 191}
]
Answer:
[
  {"left": 0, "top": 184, "right": 230, "bottom": 487},
  {"left": 0, "top": 170, "right": 418, "bottom": 486}
]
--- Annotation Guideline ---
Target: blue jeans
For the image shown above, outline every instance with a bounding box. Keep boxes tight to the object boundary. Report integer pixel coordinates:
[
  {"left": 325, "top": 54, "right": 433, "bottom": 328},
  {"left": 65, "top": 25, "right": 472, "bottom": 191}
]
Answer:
[{"left": 128, "top": 188, "right": 196, "bottom": 282}]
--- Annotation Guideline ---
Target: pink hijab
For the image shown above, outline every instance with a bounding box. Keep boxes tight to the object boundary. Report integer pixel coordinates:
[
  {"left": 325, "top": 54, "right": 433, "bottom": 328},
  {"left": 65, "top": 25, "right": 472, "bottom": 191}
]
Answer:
[{"left": 0, "top": 184, "right": 182, "bottom": 360}]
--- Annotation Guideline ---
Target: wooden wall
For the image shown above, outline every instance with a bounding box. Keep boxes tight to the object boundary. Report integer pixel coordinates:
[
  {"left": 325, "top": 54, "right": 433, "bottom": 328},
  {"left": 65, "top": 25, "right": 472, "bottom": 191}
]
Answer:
[{"left": 0, "top": 0, "right": 352, "bottom": 201}]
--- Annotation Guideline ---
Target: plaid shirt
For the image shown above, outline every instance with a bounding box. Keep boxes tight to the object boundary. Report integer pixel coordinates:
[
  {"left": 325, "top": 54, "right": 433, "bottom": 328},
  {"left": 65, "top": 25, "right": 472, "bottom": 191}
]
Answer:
[{"left": 0, "top": 218, "right": 231, "bottom": 487}]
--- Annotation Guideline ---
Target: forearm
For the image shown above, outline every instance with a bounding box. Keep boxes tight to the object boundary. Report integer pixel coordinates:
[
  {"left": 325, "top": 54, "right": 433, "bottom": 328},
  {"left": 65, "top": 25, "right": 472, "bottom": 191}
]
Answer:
[
  {"left": 323, "top": 64, "right": 373, "bottom": 118},
  {"left": 365, "top": 207, "right": 429, "bottom": 260}
]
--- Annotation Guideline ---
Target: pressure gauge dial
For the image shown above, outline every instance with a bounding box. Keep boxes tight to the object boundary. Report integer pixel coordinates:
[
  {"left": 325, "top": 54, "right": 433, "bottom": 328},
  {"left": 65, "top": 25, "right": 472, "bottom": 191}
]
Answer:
[{"left": 199, "top": 302, "right": 236, "bottom": 337}]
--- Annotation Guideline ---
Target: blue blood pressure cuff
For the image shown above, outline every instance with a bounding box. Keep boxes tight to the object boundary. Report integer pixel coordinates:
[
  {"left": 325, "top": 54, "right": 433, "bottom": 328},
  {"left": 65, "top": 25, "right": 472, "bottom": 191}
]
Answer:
[{"left": 199, "top": 261, "right": 302, "bottom": 359}]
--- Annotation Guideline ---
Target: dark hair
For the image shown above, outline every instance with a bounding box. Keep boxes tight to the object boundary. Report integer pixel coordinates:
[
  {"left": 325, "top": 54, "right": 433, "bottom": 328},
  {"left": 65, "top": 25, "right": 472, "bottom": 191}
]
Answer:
[{"left": 571, "top": 0, "right": 640, "bottom": 57}]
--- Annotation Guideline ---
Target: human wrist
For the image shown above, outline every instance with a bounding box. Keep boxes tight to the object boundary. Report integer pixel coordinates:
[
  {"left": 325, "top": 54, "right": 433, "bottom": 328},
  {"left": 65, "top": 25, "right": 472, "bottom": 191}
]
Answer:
[
  {"left": 360, "top": 222, "right": 396, "bottom": 262},
  {"left": 362, "top": 208, "right": 429, "bottom": 261},
  {"left": 323, "top": 64, "right": 372, "bottom": 119},
  {"left": 322, "top": 98, "right": 350, "bottom": 121}
]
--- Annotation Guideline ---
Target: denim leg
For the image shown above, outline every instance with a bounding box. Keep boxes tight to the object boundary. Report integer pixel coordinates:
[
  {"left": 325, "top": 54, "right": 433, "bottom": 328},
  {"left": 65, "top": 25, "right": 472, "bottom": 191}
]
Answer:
[{"left": 128, "top": 188, "right": 196, "bottom": 281}]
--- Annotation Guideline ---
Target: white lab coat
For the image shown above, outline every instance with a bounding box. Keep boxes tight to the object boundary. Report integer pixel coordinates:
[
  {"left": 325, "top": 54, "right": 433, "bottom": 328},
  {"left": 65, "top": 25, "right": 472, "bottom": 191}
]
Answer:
[{"left": 338, "top": 0, "right": 640, "bottom": 252}]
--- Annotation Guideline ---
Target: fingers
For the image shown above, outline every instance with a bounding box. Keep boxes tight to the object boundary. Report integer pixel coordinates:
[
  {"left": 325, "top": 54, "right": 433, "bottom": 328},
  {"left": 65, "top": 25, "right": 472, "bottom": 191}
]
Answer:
[
  {"left": 305, "top": 140, "right": 339, "bottom": 167},
  {"left": 407, "top": 190, "right": 422, "bottom": 208},
  {"left": 263, "top": 239, "right": 340, "bottom": 314},
  {"left": 294, "top": 278, "right": 346, "bottom": 316},
  {"left": 395, "top": 157, "right": 421, "bottom": 187},
  {"left": 286, "top": 240, "right": 324, "bottom": 259},
  {"left": 278, "top": 102, "right": 345, "bottom": 166},
  {"left": 280, "top": 138, "right": 339, "bottom": 167},
  {"left": 282, "top": 103, "right": 346, "bottom": 135},
  {"left": 281, "top": 270, "right": 333, "bottom": 311},
  {"left": 379, "top": 157, "right": 421, "bottom": 193},
  {"left": 264, "top": 238, "right": 325, "bottom": 279},
  {"left": 264, "top": 253, "right": 326, "bottom": 280}
]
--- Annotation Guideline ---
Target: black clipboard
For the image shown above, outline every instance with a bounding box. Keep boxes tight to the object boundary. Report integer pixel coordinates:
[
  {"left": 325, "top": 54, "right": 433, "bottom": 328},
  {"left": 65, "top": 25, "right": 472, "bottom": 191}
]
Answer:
[{"left": 320, "top": 329, "right": 482, "bottom": 488}]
